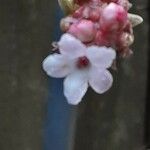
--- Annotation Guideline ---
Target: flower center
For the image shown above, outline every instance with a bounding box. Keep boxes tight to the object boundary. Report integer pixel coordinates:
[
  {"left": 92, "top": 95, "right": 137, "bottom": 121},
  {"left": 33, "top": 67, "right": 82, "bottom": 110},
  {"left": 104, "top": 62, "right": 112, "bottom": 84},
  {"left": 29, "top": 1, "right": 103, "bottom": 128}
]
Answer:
[{"left": 77, "top": 56, "right": 90, "bottom": 69}]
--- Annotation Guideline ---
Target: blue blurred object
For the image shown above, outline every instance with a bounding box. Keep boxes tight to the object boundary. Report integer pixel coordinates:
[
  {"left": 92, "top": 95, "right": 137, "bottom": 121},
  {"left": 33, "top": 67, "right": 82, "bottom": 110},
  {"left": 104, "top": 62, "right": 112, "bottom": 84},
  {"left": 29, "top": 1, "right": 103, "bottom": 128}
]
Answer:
[{"left": 43, "top": 7, "right": 77, "bottom": 150}]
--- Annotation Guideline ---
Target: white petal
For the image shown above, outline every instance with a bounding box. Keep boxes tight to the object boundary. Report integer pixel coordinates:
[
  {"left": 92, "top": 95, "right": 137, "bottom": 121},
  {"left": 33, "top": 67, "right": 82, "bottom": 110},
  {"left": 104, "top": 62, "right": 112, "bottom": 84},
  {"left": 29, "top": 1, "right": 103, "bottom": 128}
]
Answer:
[
  {"left": 89, "top": 68, "right": 113, "bottom": 94},
  {"left": 86, "top": 46, "right": 116, "bottom": 69},
  {"left": 128, "top": 13, "right": 143, "bottom": 27},
  {"left": 42, "top": 54, "right": 72, "bottom": 78},
  {"left": 58, "top": 33, "right": 86, "bottom": 58},
  {"left": 64, "top": 71, "right": 88, "bottom": 105}
]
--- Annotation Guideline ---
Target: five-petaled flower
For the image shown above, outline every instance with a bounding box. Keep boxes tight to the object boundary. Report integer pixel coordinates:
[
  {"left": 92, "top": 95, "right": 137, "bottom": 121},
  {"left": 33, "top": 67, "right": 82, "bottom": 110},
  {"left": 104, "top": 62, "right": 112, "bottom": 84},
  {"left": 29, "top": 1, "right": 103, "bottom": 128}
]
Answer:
[{"left": 43, "top": 33, "right": 116, "bottom": 105}]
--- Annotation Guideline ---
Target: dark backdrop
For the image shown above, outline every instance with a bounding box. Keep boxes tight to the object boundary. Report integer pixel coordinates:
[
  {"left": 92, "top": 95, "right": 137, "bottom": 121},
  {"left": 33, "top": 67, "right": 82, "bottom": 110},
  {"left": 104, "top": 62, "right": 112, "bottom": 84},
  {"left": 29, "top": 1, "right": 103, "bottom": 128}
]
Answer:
[{"left": 0, "top": 0, "right": 149, "bottom": 150}]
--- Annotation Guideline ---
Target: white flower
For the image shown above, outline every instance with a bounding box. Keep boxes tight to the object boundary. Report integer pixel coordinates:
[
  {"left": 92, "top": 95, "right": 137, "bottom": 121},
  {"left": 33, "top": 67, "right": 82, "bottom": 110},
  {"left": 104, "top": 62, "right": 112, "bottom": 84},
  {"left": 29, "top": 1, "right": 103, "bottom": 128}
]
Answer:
[{"left": 43, "top": 33, "right": 116, "bottom": 105}]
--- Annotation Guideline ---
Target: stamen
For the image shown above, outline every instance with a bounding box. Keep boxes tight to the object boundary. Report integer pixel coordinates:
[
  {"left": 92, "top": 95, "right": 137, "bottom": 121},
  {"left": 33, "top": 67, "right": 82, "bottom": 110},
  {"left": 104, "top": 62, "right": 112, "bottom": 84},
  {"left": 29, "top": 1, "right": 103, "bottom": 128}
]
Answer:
[{"left": 77, "top": 56, "right": 90, "bottom": 69}]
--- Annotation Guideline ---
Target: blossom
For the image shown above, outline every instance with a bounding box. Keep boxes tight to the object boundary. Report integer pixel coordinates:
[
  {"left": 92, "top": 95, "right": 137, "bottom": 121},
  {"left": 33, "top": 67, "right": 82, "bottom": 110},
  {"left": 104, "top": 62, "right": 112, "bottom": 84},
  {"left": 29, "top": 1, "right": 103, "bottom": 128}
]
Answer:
[
  {"left": 68, "top": 19, "right": 96, "bottom": 42},
  {"left": 42, "top": 0, "right": 144, "bottom": 105},
  {"left": 100, "top": 3, "right": 128, "bottom": 31},
  {"left": 43, "top": 34, "right": 116, "bottom": 105}
]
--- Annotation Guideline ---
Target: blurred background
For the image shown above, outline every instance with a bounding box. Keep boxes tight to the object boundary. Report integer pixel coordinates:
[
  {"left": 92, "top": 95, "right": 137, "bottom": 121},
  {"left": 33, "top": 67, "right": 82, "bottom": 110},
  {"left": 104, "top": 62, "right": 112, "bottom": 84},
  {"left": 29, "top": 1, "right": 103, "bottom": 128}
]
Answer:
[{"left": 0, "top": 0, "right": 149, "bottom": 150}]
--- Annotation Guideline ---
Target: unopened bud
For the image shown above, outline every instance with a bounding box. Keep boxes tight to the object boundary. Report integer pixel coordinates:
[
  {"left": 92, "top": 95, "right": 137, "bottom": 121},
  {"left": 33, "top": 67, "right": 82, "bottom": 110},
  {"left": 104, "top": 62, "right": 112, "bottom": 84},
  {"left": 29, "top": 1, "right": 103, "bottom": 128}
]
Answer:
[
  {"left": 100, "top": 3, "right": 128, "bottom": 31},
  {"left": 68, "top": 20, "right": 96, "bottom": 42}
]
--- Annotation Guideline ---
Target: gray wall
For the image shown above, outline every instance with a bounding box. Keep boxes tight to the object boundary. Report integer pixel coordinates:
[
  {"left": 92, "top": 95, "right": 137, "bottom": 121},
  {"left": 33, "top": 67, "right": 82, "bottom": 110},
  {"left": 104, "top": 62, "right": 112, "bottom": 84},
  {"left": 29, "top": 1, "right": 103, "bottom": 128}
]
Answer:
[
  {"left": 0, "top": 0, "right": 149, "bottom": 150},
  {"left": 0, "top": 0, "right": 57, "bottom": 149}
]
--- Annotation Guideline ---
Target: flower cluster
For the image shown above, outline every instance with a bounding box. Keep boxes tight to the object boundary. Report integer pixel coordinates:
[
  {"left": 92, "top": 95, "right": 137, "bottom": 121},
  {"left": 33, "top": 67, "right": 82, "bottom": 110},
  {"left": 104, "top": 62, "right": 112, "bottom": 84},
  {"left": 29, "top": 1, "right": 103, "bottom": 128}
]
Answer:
[
  {"left": 43, "top": 0, "right": 143, "bottom": 105},
  {"left": 60, "top": 0, "right": 143, "bottom": 57}
]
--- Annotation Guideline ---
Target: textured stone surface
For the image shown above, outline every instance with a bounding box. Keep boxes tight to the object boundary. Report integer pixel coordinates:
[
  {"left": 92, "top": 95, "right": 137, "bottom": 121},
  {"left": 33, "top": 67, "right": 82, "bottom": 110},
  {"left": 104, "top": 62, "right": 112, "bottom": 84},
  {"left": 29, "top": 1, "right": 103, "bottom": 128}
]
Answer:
[{"left": 0, "top": 0, "right": 57, "bottom": 150}]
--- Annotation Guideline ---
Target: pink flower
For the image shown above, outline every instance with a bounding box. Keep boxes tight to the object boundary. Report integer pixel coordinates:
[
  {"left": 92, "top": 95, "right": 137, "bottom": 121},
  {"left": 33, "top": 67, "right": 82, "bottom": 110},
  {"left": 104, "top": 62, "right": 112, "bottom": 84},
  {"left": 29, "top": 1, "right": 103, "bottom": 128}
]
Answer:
[
  {"left": 100, "top": 3, "right": 128, "bottom": 31},
  {"left": 117, "top": 0, "right": 132, "bottom": 10},
  {"left": 43, "top": 34, "right": 116, "bottom": 105},
  {"left": 68, "top": 19, "right": 96, "bottom": 42}
]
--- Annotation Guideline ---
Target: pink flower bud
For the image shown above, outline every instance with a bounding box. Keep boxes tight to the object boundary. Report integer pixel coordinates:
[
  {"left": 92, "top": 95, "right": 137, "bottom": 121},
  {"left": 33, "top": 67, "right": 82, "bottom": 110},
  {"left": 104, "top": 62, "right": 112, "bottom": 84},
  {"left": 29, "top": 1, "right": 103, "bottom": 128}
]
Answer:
[
  {"left": 118, "top": 32, "right": 134, "bottom": 47},
  {"left": 100, "top": 3, "right": 128, "bottom": 31},
  {"left": 95, "top": 31, "right": 111, "bottom": 46},
  {"left": 73, "top": 6, "right": 84, "bottom": 18},
  {"left": 117, "top": 0, "right": 131, "bottom": 10},
  {"left": 60, "top": 17, "right": 78, "bottom": 32},
  {"left": 82, "top": 6, "right": 90, "bottom": 19},
  {"left": 68, "top": 20, "right": 96, "bottom": 42},
  {"left": 60, "top": 19, "right": 71, "bottom": 32},
  {"left": 89, "top": 8, "right": 100, "bottom": 22}
]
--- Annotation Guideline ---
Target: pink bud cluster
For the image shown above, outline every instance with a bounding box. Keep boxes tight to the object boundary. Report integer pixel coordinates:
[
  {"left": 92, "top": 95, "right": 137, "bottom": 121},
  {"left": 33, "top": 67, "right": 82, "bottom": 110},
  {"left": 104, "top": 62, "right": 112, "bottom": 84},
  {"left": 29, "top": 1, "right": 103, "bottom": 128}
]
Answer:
[{"left": 60, "top": 0, "right": 134, "bottom": 57}]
